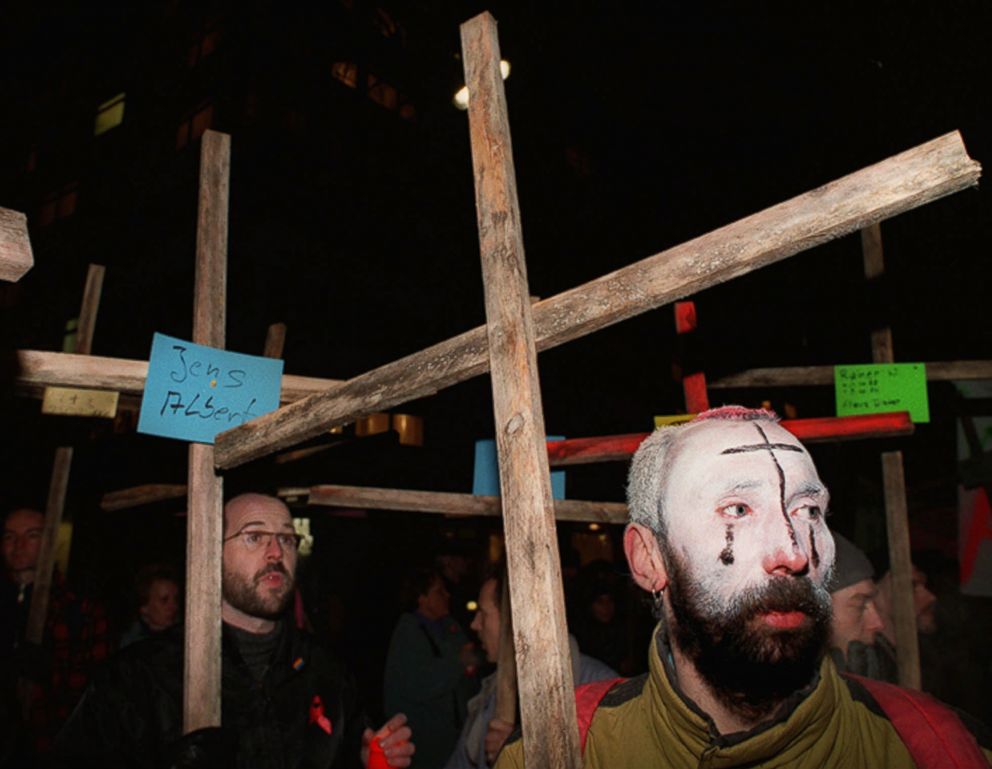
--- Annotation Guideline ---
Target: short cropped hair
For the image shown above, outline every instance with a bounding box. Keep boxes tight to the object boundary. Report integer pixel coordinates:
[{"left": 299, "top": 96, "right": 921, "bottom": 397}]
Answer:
[
  {"left": 133, "top": 563, "right": 179, "bottom": 611},
  {"left": 626, "top": 406, "right": 780, "bottom": 536},
  {"left": 400, "top": 567, "right": 443, "bottom": 612}
]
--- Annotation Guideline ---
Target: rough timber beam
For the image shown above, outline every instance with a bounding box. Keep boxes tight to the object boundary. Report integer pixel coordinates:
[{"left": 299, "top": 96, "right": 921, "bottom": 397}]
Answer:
[
  {"left": 214, "top": 131, "right": 981, "bottom": 470},
  {"left": 462, "top": 13, "right": 580, "bottom": 768},
  {"left": 710, "top": 359, "right": 992, "bottom": 389},
  {"left": 306, "top": 484, "right": 627, "bottom": 524},
  {"left": 184, "top": 130, "right": 229, "bottom": 733},
  {"left": 14, "top": 350, "right": 340, "bottom": 403}
]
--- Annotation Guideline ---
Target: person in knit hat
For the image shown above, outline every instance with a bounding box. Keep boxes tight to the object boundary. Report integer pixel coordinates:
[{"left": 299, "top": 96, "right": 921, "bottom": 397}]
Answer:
[{"left": 827, "top": 532, "right": 886, "bottom": 672}]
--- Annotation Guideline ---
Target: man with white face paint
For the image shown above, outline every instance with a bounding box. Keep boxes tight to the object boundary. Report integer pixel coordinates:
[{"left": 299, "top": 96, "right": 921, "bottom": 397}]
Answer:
[{"left": 495, "top": 407, "right": 992, "bottom": 768}]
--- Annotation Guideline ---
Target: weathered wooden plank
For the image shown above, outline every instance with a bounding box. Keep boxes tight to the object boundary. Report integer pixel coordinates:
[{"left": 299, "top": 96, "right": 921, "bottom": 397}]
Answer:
[
  {"left": 862, "top": 223, "right": 920, "bottom": 690},
  {"left": 74, "top": 264, "right": 105, "bottom": 356},
  {"left": 709, "top": 359, "right": 992, "bottom": 388},
  {"left": 264, "top": 322, "right": 287, "bottom": 359},
  {"left": 307, "top": 484, "right": 628, "bottom": 523},
  {"left": 184, "top": 130, "right": 229, "bottom": 734},
  {"left": 101, "top": 483, "right": 188, "bottom": 511},
  {"left": 214, "top": 131, "right": 980, "bottom": 469},
  {"left": 546, "top": 412, "right": 914, "bottom": 467},
  {"left": 24, "top": 447, "right": 72, "bottom": 644},
  {"left": 0, "top": 206, "right": 33, "bottom": 282},
  {"left": 881, "top": 450, "right": 921, "bottom": 689},
  {"left": 15, "top": 350, "right": 342, "bottom": 403},
  {"left": 462, "top": 13, "right": 580, "bottom": 769}
]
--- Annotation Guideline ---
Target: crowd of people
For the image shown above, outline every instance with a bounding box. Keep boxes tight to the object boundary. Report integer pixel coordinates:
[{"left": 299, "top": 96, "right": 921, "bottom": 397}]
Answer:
[{"left": 2, "top": 407, "right": 991, "bottom": 767}]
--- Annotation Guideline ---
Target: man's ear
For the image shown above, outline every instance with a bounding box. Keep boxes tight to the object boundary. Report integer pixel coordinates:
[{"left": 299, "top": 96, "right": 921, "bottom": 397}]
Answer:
[{"left": 624, "top": 523, "right": 669, "bottom": 593}]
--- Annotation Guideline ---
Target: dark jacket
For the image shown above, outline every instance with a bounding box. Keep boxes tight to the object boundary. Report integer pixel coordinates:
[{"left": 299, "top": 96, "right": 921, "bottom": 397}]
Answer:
[{"left": 53, "top": 621, "right": 367, "bottom": 769}]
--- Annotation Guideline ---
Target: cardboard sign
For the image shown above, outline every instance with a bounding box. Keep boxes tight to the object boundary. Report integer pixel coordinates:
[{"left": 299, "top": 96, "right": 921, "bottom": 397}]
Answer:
[
  {"left": 473, "top": 437, "right": 566, "bottom": 500},
  {"left": 42, "top": 387, "right": 119, "bottom": 418},
  {"left": 834, "top": 363, "right": 929, "bottom": 423},
  {"left": 138, "top": 333, "right": 283, "bottom": 444}
]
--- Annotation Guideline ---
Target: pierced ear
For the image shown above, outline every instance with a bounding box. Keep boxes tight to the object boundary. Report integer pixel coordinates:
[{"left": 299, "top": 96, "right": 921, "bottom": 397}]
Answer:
[{"left": 624, "top": 523, "right": 668, "bottom": 593}]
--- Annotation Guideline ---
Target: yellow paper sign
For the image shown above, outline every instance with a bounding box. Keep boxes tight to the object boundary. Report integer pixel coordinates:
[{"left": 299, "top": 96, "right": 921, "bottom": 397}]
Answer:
[
  {"left": 42, "top": 387, "right": 119, "bottom": 418},
  {"left": 653, "top": 413, "right": 697, "bottom": 428}
]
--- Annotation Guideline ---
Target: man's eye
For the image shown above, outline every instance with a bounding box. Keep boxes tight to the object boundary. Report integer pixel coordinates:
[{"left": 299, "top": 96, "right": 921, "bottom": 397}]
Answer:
[
  {"left": 795, "top": 505, "right": 822, "bottom": 520},
  {"left": 719, "top": 504, "right": 751, "bottom": 518},
  {"left": 243, "top": 532, "right": 263, "bottom": 546},
  {"left": 276, "top": 534, "right": 298, "bottom": 549}
]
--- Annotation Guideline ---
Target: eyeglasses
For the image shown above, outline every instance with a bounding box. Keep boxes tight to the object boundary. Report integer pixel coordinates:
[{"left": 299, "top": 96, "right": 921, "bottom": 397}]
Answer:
[{"left": 223, "top": 528, "right": 303, "bottom": 553}]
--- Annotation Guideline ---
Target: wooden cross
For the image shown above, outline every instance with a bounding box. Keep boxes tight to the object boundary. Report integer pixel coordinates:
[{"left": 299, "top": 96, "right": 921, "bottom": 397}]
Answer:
[{"left": 26, "top": 263, "right": 105, "bottom": 645}]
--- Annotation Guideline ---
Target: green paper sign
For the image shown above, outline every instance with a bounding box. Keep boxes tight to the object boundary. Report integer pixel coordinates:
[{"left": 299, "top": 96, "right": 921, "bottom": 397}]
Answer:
[{"left": 834, "top": 363, "right": 929, "bottom": 423}]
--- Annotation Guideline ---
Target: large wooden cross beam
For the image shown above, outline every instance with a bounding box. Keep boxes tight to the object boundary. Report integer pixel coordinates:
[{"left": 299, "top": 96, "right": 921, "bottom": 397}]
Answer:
[
  {"left": 710, "top": 359, "right": 992, "bottom": 388},
  {"left": 13, "top": 350, "right": 340, "bottom": 402},
  {"left": 212, "top": 130, "right": 980, "bottom": 470},
  {"left": 184, "top": 130, "right": 229, "bottom": 732}
]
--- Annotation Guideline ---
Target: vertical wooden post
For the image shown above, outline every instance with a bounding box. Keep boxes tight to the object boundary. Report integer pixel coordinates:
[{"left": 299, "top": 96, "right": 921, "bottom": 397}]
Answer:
[
  {"left": 24, "top": 447, "right": 73, "bottom": 644},
  {"left": 861, "top": 222, "right": 921, "bottom": 689},
  {"left": 263, "top": 322, "right": 287, "bottom": 359},
  {"left": 184, "top": 130, "right": 230, "bottom": 733},
  {"left": 461, "top": 13, "right": 581, "bottom": 769},
  {"left": 25, "top": 263, "right": 105, "bottom": 643},
  {"left": 494, "top": 570, "right": 518, "bottom": 725},
  {"left": 73, "top": 265, "right": 106, "bottom": 358}
]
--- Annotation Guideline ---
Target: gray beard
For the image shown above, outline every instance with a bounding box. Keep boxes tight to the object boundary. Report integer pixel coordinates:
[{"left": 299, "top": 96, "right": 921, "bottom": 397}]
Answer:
[{"left": 222, "top": 563, "right": 294, "bottom": 620}]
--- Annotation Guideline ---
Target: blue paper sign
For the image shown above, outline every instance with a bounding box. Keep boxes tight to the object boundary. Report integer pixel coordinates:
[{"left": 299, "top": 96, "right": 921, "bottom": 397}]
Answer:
[
  {"left": 473, "top": 437, "right": 566, "bottom": 500},
  {"left": 137, "top": 333, "right": 284, "bottom": 444}
]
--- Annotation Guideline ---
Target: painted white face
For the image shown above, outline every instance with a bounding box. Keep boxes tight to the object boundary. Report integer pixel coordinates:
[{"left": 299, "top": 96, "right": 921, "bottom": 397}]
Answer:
[{"left": 662, "top": 419, "right": 835, "bottom": 621}]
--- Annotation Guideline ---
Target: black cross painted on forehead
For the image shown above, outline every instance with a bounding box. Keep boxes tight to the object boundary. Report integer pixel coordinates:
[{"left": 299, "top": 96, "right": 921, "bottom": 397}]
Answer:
[
  {"left": 720, "top": 436, "right": 804, "bottom": 456},
  {"left": 720, "top": 423, "right": 803, "bottom": 549}
]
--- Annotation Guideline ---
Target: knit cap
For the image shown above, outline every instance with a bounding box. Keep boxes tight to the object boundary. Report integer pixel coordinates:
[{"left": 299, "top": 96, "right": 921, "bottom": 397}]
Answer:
[{"left": 827, "top": 532, "right": 875, "bottom": 593}]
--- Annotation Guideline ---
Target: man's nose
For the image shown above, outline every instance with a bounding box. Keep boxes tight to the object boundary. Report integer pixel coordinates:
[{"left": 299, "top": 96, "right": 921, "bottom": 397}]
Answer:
[
  {"left": 263, "top": 535, "right": 285, "bottom": 559},
  {"left": 760, "top": 514, "right": 809, "bottom": 576},
  {"left": 864, "top": 602, "right": 885, "bottom": 635}
]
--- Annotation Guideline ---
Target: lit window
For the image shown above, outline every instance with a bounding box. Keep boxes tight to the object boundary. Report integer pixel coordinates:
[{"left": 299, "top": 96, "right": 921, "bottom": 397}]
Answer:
[
  {"left": 94, "top": 93, "right": 126, "bottom": 136},
  {"left": 176, "top": 102, "right": 214, "bottom": 150}
]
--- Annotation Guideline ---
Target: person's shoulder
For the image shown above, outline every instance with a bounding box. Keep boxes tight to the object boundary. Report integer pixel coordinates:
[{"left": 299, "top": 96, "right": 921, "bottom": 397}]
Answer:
[
  {"left": 108, "top": 626, "right": 183, "bottom": 679},
  {"left": 841, "top": 672, "right": 992, "bottom": 758}
]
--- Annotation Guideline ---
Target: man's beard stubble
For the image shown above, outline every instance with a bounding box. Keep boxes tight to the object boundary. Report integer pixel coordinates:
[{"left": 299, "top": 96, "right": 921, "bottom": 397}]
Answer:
[
  {"left": 222, "top": 562, "right": 294, "bottom": 620},
  {"left": 663, "top": 547, "right": 832, "bottom": 723}
]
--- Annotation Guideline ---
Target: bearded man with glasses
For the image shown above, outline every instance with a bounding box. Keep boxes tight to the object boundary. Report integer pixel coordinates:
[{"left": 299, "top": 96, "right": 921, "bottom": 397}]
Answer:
[{"left": 54, "top": 493, "right": 414, "bottom": 769}]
